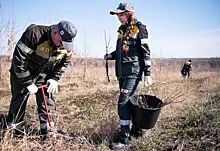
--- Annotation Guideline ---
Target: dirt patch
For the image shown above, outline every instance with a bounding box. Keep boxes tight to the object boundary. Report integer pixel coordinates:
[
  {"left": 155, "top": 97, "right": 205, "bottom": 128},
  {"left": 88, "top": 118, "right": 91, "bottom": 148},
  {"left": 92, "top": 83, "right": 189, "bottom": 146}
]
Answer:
[{"left": 0, "top": 89, "right": 10, "bottom": 98}]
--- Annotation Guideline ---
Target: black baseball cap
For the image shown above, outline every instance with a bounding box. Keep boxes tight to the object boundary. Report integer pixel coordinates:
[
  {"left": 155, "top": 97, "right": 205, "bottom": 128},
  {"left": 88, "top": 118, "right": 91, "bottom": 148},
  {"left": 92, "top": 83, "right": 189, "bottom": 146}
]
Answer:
[{"left": 58, "top": 20, "right": 77, "bottom": 51}]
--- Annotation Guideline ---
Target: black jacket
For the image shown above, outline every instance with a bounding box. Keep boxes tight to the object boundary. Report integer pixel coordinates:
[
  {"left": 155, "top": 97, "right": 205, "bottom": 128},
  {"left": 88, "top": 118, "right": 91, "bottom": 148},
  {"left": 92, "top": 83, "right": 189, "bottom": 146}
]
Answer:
[
  {"left": 110, "top": 20, "right": 151, "bottom": 80},
  {"left": 182, "top": 61, "right": 192, "bottom": 72},
  {"left": 10, "top": 24, "right": 72, "bottom": 86}
]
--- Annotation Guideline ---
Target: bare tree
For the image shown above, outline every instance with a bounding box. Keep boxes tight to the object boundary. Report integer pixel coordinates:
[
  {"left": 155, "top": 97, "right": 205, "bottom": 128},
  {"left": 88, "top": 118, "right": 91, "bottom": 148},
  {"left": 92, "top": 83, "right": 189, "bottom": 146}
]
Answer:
[
  {"left": 82, "top": 28, "right": 91, "bottom": 79},
  {"left": 104, "top": 31, "right": 112, "bottom": 82},
  {"left": 6, "top": 22, "right": 17, "bottom": 60},
  {"left": 0, "top": 21, "right": 10, "bottom": 80},
  {"left": 0, "top": 2, "right": 19, "bottom": 80}
]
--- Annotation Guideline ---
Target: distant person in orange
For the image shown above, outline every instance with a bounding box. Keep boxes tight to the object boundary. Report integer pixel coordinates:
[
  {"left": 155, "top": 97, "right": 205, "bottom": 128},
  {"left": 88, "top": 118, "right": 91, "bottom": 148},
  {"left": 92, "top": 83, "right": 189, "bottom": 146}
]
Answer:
[{"left": 181, "top": 60, "right": 192, "bottom": 78}]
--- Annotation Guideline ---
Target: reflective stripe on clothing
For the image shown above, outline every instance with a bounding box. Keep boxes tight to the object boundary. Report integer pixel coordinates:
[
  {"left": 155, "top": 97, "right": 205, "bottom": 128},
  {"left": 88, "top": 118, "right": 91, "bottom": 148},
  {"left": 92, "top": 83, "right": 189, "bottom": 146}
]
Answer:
[
  {"left": 123, "top": 41, "right": 136, "bottom": 46},
  {"left": 122, "top": 60, "right": 138, "bottom": 63},
  {"left": 15, "top": 70, "right": 31, "bottom": 78},
  {"left": 144, "top": 60, "right": 151, "bottom": 66},
  {"left": 17, "top": 40, "right": 34, "bottom": 54},
  {"left": 120, "top": 120, "right": 130, "bottom": 125},
  {"left": 35, "top": 49, "right": 50, "bottom": 58},
  {"left": 141, "top": 38, "right": 148, "bottom": 44}
]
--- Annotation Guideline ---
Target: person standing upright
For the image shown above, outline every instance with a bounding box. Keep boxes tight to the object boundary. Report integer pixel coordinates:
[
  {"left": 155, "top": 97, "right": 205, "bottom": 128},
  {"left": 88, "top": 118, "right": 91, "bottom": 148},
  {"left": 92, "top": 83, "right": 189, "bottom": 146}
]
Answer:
[{"left": 104, "top": 2, "right": 152, "bottom": 149}]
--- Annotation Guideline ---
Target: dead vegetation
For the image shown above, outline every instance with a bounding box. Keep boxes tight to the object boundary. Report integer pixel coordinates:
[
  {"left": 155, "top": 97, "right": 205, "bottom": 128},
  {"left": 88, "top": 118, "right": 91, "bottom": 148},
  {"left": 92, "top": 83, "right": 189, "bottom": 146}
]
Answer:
[{"left": 0, "top": 58, "right": 220, "bottom": 150}]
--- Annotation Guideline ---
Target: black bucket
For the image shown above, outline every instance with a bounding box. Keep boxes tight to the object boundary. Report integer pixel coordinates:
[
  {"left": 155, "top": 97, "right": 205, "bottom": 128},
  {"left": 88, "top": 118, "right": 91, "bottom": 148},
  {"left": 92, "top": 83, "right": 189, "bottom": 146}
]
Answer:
[{"left": 130, "top": 94, "right": 163, "bottom": 129}]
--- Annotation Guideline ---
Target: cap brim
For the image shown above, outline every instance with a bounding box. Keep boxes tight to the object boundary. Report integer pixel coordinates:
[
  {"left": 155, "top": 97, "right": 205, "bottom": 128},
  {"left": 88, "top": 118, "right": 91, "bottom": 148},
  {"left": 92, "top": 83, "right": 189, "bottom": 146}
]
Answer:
[
  {"left": 62, "top": 41, "right": 74, "bottom": 52},
  {"left": 110, "top": 9, "right": 126, "bottom": 15}
]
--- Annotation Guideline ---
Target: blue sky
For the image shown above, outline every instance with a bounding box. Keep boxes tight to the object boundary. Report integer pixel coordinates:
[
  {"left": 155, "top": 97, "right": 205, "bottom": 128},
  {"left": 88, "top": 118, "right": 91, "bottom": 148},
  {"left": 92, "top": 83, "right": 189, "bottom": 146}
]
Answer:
[{"left": 0, "top": 0, "right": 220, "bottom": 58}]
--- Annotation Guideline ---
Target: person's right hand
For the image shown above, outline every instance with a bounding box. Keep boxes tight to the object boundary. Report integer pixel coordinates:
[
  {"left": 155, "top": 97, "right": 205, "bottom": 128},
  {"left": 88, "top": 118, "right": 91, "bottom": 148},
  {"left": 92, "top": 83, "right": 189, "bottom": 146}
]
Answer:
[
  {"left": 104, "top": 54, "right": 112, "bottom": 60},
  {"left": 26, "top": 83, "right": 38, "bottom": 94}
]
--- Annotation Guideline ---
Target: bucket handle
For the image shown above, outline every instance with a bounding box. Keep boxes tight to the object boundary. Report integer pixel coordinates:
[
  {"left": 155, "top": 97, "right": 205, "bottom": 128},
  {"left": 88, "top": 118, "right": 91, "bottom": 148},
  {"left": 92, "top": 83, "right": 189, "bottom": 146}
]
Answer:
[
  {"left": 136, "top": 82, "right": 152, "bottom": 109},
  {"left": 137, "top": 80, "right": 151, "bottom": 96}
]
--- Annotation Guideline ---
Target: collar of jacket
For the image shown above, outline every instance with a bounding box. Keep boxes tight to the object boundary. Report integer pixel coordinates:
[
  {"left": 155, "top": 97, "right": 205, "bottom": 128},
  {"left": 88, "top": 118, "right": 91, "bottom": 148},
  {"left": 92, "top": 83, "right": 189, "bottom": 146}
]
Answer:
[
  {"left": 117, "top": 24, "right": 127, "bottom": 34},
  {"left": 48, "top": 25, "right": 60, "bottom": 51}
]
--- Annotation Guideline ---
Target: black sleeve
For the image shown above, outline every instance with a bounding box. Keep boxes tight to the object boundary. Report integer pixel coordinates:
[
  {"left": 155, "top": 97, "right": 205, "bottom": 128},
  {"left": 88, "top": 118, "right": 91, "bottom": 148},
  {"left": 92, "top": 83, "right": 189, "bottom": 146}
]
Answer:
[
  {"left": 12, "top": 24, "right": 38, "bottom": 86},
  {"left": 138, "top": 23, "right": 151, "bottom": 76},
  {"left": 51, "top": 53, "right": 72, "bottom": 81},
  {"left": 110, "top": 50, "right": 116, "bottom": 60},
  {"left": 109, "top": 25, "right": 125, "bottom": 61}
]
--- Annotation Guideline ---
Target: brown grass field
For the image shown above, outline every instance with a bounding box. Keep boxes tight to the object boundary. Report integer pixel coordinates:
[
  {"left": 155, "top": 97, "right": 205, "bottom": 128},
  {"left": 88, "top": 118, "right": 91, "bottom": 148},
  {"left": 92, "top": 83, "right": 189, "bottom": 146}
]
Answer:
[{"left": 0, "top": 57, "right": 219, "bottom": 151}]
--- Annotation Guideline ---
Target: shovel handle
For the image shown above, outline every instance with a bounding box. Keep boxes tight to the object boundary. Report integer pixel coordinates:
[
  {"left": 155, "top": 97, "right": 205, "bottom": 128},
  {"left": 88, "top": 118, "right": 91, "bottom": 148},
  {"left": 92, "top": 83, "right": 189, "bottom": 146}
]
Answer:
[
  {"left": 38, "top": 84, "right": 48, "bottom": 89},
  {"left": 38, "top": 85, "right": 55, "bottom": 143}
]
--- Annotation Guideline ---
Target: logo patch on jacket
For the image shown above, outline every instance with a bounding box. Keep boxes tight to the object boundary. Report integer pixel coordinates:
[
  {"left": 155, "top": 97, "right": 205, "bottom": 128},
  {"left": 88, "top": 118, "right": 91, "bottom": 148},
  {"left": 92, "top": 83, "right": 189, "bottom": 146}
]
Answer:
[
  {"left": 36, "top": 41, "right": 53, "bottom": 58},
  {"left": 117, "top": 25, "right": 139, "bottom": 40},
  {"left": 129, "top": 25, "right": 139, "bottom": 39}
]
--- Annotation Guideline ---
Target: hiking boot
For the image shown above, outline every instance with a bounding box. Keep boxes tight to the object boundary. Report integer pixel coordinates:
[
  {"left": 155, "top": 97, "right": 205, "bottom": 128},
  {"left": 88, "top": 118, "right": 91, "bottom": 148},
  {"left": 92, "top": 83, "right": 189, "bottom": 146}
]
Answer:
[
  {"left": 130, "top": 125, "right": 151, "bottom": 138},
  {"left": 38, "top": 128, "right": 55, "bottom": 140},
  {"left": 38, "top": 128, "right": 71, "bottom": 140},
  {"left": 118, "top": 125, "right": 131, "bottom": 144},
  {"left": 109, "top": 125, "right": 131, "bottom": 150},
  {"left": 6, "top": 122, "right": 26, "bottom": 138}
]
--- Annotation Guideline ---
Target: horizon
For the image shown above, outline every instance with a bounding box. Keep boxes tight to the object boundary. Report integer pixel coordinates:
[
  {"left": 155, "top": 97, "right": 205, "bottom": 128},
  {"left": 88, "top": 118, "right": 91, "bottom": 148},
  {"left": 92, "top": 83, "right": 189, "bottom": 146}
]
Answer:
[{"left": 0, "top": 0, "right": 220, "bottom": 58}]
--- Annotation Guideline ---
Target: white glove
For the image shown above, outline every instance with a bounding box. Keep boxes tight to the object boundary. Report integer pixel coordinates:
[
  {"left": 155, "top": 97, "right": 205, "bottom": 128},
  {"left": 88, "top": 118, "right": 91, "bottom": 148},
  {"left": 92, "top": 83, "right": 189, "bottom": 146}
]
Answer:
[
  {"left": 144, "top": 76, "right": 152, "bottom": 87},
  {"left": 27, "top": 83, "right": 38, "bottom": 94},
  {"left": 104, "top": 54, "right": 112, "bottom": 60},
  {"left": 47, "top": 79, "right": 58, "bottom": 93}
]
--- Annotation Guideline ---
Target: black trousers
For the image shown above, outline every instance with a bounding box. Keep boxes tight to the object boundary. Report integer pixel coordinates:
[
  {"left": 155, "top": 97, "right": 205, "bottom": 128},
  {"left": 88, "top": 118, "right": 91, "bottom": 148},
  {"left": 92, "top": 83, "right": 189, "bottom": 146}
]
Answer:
[
  {"left": 118, "top": 78, "right": 140, "bottom": 125},
  {"left": 7, "top": 73, "right": 56, "bottom": 130},
  {"left": 181, "top": 69, "right": 190, "bottom": 78}
]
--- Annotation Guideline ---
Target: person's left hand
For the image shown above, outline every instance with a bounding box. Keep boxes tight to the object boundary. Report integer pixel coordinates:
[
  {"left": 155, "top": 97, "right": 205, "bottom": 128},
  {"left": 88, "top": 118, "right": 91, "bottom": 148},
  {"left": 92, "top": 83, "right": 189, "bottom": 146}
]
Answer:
[
  {"left": 144, "top": 76, "right": 152, "bottom": 87},
  {"left": 47, "top": 79, "right": 58, "bottom": 93},
  {"left": 104, "top": 54, "right": 112, "bottom": 60}
]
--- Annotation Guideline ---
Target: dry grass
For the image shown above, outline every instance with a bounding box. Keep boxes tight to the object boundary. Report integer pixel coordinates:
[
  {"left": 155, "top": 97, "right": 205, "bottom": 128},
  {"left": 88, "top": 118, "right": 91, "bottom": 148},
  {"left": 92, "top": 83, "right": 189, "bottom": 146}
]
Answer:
[{"left": 0, "top": 58, "right": 220, "bottom": 150}]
